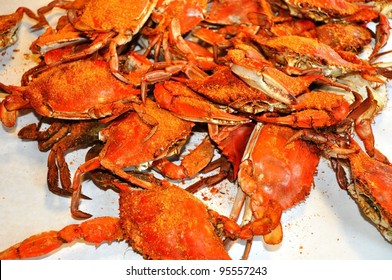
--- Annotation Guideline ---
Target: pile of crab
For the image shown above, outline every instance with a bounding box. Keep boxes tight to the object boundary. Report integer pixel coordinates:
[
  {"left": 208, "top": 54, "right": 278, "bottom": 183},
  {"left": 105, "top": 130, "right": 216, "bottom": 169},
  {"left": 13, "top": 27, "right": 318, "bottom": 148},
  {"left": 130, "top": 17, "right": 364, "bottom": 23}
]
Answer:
[{"left": 1, "top": 0, "right": 392, "bottom": 260}]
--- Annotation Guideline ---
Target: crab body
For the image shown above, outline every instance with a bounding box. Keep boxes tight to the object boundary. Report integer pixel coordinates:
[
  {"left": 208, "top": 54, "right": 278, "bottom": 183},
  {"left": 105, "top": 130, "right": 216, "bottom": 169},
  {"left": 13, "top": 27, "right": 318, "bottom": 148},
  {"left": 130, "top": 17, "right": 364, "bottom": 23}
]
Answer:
[
  {"left": 70, "top": 98, "right": 216, "bottom": 218},
  {"left": 121, "top": 181, "right": 231, "bottom": 259},
  {"left": 282, "top": 0, "right": 391, "bottom": 61},
  {"left": 315, "top": 23, "right": 373, "bottom": 53},
  {"left": 34, "top": 0, "right": 159, "bottom": 81},
  {"left": 0, "top": 59, "right": 140, "bottom": 127},
  {"left": 347, "top": 143, "right": 392, "bottom": 242},
  {"left": 260, "top": 35, "right": 375, "bottom": 78},
  {"left": 186, "top": 66, "right": 280, "bottom": 114},
  {"left": 97, "top": 99, "right": 194, "bottom": 170},
  {"left": 237, "top": 123, "right": 320, "bottom": 244},
  {"left": 71, "top": 0, "right": 150, "bottom": 32}
]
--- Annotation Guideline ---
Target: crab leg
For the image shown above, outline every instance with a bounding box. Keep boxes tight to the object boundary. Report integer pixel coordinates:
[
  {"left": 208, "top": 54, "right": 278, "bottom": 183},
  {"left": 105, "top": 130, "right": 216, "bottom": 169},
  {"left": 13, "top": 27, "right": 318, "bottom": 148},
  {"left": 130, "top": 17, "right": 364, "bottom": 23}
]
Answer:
[
  {"left": 348, "top": 87, "right": 390, "bottom": 163},
  {"left": 185, "top": 156, "right": 234, "bottom": 193},
  {"left": 0, "top": 217, "right": 122, "bottom": 260},
  {"left": 0, "top": 7, "right": 47, "bottom": 51},
  {"left": 71, "top": 156, "right": 157, "bottom": 219},
  {"left": 48, "top": 122, "right": 103, "bottom": 196},
  {"left": 230, "top": 64, "right": 298, "bottom": 104},
  {"left": 224, "top": 193, "right": 253, "bottom": 259},
  {"left": 0, "top": 82, "right": 29, "bottom": 127},
  {"left": 48, "top": 32, "right": 116, "bottom": 65},
  {"left": 255, "top": 91, "right": 351, "bottom": 128}
]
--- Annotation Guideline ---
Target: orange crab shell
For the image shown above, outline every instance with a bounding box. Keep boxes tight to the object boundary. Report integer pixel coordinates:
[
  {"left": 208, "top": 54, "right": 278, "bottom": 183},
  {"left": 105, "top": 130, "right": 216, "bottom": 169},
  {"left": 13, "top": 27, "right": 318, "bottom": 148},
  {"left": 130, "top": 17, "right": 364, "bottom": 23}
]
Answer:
[
  {"left": 241, "top": 124, "right": 321, "bottom": 210},
  {"left": 260, "top": 35, "right": 375, "bottom": 74},
  {"left": 204, "top": 0, "right": 264, "bottom": 25},
  {"left": 284, "top": 0, "right": 360, "bottom": 20},
  {"left": 186, "top": 66, "right": 276, "bottom": 111},
  {"left": 316, "top": 23, "right": 372, "bottom": 53},
  {"left": 73, "top": 0, "right": 158, "bottom": 33},
  {"left": 98, "top": 98, "right": 194, "bottom": 169},
  {"left": 120, "top": 181, "right": 231, "bottom": 260},
  {"left": 3, "top": 59, "right": 140, "bottom": 120},
  {"left": 153, "top": 0, "right": 208, "bottom": 34}
]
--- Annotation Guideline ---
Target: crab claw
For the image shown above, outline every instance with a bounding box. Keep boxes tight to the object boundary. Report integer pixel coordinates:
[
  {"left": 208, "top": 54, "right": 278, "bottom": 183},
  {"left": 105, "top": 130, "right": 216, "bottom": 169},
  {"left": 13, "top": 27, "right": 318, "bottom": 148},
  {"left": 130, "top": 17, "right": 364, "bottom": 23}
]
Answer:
[
  {"left": 231, "top": 64, "right": 298, "bottom": 105},
  {"left": 0, "top": 100, "right": 17, "bottom": 128},
  {"left": 152, "top": 136, "right": 215, "bottom": 180},
  {"left": 154, "top": 81, "right": 250, "bottom": 125},
  {"left": 227, "top": 46, "right": 297, "bottom": 104}
]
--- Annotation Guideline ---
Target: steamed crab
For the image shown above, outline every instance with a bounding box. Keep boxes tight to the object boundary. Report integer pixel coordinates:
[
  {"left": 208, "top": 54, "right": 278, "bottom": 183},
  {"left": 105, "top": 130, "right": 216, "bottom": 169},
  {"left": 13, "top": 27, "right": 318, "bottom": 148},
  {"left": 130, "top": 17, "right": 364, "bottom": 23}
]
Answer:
[
  {"left": 256, "top": 35, "right": 390, "bottom": 82},
  {"left": 340, "top": 139, "right": 392, "bottom": 242},
  {"left": 69, "top": 98, "right": 216, "bottom": 218},
  {"left": 0, "top": 175, "right": 233, "bottom": 260},
  {"left": 0, "top": 0, "right": 392, "bottom": 260},
  {"left": 32, "top": 0, "right": 159, "bottom": 82},
  {"left": 0, "top": 59, "right": 140, "bottom": 127},
  {"left": 236, "top": 123, "right": 321, "bottom": 245},
  {"left": 294, "top": 129, "right": 392, "bottom": 243},
  {"left": 225, "top": 43, "right": 355, "bottom": 105},
  {"left": 281, "top": 0, "right": 391, "bottom": 61}
]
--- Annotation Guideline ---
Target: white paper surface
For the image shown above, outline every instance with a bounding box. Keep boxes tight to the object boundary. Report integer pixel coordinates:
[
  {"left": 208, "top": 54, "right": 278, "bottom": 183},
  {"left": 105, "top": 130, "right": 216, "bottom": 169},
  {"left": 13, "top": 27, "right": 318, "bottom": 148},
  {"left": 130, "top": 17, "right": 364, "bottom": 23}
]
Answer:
[{"left": 0, "top": 0, "right": 392, "bottom": 260}]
